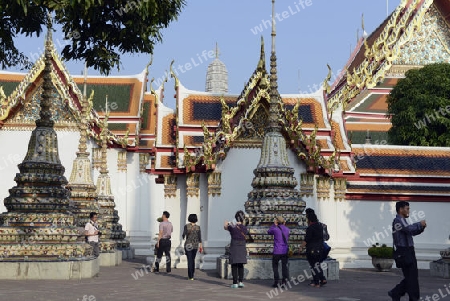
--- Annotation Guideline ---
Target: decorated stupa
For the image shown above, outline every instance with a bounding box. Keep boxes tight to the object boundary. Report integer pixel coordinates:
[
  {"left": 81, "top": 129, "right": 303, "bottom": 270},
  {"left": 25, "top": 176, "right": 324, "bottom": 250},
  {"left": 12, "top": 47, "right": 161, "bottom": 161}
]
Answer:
[
  {"left": 244, "top": 0, "right": 307, "bottom": 258},
  {"left": 66, "top": 86, "right": 99, "bottom": 229},
  {"left": 95, "top": 110, "right": 129, "bottom": 252},
  {"left": 0, "top": 22, "right": 93, "bottom": 262}
]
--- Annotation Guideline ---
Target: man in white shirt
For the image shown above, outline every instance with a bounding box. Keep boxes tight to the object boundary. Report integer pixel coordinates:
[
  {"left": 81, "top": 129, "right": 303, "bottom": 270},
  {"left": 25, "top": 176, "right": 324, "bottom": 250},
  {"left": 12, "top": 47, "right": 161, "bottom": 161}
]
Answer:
[
  {"left": 155, "top": 211, "right": 173, "bottom": 273},
  {"left": 85, "top": 212, "right": 100, "bottom": 258}
]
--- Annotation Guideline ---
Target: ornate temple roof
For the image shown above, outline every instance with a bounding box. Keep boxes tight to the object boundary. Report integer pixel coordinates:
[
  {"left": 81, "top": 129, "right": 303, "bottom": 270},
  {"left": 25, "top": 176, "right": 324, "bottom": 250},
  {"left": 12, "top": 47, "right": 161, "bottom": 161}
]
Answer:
[{"left": 0, "top": 41, "right": 148, "bottom": 148}]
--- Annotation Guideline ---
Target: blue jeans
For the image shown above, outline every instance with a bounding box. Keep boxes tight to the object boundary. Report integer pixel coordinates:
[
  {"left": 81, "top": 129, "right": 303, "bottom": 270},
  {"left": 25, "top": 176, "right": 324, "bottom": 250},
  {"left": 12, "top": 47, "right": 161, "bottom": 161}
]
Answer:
[{"left": 185, "top": 248, "right": 197, "bottom": 279}]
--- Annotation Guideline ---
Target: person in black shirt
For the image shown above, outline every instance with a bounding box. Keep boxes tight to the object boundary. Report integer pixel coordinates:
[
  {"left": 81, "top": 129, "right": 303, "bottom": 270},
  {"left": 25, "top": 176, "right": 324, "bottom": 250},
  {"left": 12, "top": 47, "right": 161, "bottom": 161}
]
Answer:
[{"left": 302, "top": 211, "right": 325, "bottom": 288}]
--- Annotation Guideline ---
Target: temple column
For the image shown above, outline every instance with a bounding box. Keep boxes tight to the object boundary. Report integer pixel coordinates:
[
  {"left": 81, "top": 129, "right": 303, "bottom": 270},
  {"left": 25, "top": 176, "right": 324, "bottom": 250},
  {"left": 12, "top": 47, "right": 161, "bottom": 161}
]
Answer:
[
  {"left": 201, "top": 171, "right": 222, "bottom": 269},
  {"left": 176, "top": 173, "right": 200, "bottom": 268},
  {"left": 138, "top": 154, "right": 151, "bottom": 239}
]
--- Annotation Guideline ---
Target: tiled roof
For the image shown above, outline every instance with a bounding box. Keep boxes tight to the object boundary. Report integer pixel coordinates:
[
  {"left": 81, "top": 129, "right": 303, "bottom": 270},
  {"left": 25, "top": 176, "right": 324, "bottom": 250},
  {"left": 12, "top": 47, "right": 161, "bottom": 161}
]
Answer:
[
  {"left": 138, "top": 139, "right": 154, "bottom": 148},
  {"left": 355, "top": 154, "right": 450, "bottom": 175},
  {"left": 347, "top": 184, "right": 450, "bottom": 195},
  {"left": 161, "top": 114, "right": 175, "bottom": 145},
  {"left": 73, "top": 77, "right": 142, "bottom": 117},
  {"left": 331, "top": 121, "right": 346, "bottom": 150},
  {"left": 182, "top": 95, "right": 236, "bottom": 125},
  {"left": 283, "top": 98, "right": 325, "bottom": 128},
  {"left": 346, "top": 123, "right": 391, "bottom": 131},
  {"left": 160, "top": 155, "right": 172, "bottom": 168},
  {"left": 184, "top": 135, "right": 204, "bottom": 147},
  {"left": 339, "top": 159, "right": 351, "bottom": 172},
  {"left": 0, "top": 74, "right": 23, "bottom": 95},
  {"left": 349, "top": 131, "right": 389, "bottom": 145}
]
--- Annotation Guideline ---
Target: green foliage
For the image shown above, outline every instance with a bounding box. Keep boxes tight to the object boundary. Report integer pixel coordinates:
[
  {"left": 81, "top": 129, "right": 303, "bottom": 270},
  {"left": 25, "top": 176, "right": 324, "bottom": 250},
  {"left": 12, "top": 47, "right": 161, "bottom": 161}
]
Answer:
[
  {"left": 0, "top": 0, "right": 186, "bottom": 74},
  {"left": 387, "top": 63, "right": 450, "bottom": 146},
  {"left": 367, "top": 243, "right": 393, "bottom": 259}
]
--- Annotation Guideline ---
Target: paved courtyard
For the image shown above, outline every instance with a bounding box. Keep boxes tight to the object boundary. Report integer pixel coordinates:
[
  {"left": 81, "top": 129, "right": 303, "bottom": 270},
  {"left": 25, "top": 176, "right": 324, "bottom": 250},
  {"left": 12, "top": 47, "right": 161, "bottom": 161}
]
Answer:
[{"left": 0, "top": 256, "right": 449, "bottom": 301}]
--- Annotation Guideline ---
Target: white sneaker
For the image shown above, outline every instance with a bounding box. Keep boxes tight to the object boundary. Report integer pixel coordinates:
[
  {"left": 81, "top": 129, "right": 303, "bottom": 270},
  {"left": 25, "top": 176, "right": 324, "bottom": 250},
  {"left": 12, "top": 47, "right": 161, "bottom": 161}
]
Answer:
[
  {"left": 238, "top": 282, "right": 245, "bottom": 288},
  {"left": 230, "top": 284, "right": 239, "bottom": 288}
]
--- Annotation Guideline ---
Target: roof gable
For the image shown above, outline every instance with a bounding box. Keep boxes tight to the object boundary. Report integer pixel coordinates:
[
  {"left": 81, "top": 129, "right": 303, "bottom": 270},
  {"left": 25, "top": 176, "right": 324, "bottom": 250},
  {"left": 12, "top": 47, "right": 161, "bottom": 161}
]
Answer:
[{"left": 394, "top": 3, "right": 450, "bottom": 65}]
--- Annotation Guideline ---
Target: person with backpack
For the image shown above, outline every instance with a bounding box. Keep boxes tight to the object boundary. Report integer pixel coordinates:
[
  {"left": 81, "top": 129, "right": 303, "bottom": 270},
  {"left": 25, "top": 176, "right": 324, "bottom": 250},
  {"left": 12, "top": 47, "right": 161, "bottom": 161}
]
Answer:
[
  {"left": 182, "top": 214, "right": 202, "bottom": 280},
  {"left": 268, "top": 216, "right": 290, "bottom": 287}
]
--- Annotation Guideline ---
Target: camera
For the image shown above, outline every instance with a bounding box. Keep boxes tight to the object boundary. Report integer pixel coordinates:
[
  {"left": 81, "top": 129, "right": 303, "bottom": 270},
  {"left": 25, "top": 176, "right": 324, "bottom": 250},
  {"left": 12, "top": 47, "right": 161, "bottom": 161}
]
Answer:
[{"left": 97, "top": 231, "right": 102, "bottom": 236}]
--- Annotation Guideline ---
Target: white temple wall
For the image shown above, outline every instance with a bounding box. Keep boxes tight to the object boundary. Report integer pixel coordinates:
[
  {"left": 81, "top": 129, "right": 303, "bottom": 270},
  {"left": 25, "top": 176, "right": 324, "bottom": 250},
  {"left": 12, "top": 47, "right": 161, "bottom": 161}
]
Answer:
[
  {"left": 164, "top": 177, "right": 185, "bottom": 249},
  {"left": 121, "top": 151, "right": 138, "bottom": 236},
  {"left": 207, "top": 148, "right": 260, "bottom": 250},
  {"left": 148, "top": 174, "right": 165, "bottom": 240}
]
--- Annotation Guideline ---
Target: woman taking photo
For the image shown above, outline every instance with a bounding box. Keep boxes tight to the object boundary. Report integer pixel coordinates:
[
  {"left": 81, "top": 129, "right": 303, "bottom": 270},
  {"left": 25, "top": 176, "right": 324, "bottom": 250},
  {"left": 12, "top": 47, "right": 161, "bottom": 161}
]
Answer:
[
  {"left": 182, "top": 214, "right": 202, "bottom": 280},
  {"left": 224, "top": 210, "right": 248, "bottom": 288}
]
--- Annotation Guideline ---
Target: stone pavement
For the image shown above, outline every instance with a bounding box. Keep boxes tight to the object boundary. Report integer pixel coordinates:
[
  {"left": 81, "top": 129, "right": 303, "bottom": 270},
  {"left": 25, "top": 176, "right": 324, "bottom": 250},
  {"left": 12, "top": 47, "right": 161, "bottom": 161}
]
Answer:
[{"left": 0, "top": 256, "right": 449, "bottom": 301}]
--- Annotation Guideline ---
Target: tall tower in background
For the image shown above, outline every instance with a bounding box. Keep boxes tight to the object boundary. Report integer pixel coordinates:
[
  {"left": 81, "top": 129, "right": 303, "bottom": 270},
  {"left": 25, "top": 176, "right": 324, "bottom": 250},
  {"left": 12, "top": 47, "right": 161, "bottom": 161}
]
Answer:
[{"left": 205, "top": 43, "right": 228, "bottom": 93}]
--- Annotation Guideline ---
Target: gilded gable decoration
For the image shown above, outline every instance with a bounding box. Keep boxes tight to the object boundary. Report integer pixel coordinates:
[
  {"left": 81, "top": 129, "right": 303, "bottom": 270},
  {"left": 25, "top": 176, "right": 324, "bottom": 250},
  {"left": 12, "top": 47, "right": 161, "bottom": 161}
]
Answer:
[
  {"left": 327, "top": 0, "right": 432, "bottom": 114},
  {"left": 316, "top": 176, "right": 331, "bottom": 200},
  {"left": 117, "top": 151, "right": 127, "bottom": 172},
  {"left": 334, "top": 178, "right": 347, "bottom": 201},
  {"left": 186, "top": 173, "right": 200, "bottom": 198},
  {"left": 182, "top": 122, "right": 218, "bottom": 172},
  {"left": 139, "top": 153, "right": 149, "bottom": 173},
  {"left": 4, "top": 85, "right": 78, "bottom": 130},
  {"left": 300, "top": 173, "right": 314, "bottom": 197},
  {"left": 207, "top": 171, "right": 222, "bottom": 196},
  {"left": 164, "top": 175, "right": 177, "bottom": 198}
]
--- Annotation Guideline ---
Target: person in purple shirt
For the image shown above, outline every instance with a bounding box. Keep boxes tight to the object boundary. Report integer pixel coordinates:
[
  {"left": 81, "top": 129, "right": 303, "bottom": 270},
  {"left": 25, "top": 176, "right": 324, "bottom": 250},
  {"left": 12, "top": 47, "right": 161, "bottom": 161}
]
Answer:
[
  {"left": 389, "top": 201, "right": 426, "bottom": 301},
  {"left": 268, "top": 216, "right": 290, "bottom": 287}
]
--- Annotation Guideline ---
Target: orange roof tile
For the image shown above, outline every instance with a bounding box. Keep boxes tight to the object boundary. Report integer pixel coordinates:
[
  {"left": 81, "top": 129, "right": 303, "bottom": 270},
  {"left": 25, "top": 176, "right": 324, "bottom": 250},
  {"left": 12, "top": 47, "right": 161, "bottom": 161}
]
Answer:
[
  {"left": 161, "top": 114, "right": 175, "bottom": 145},
  {"left": 345, "top": 123, "right": 391, "bottom": 131},
  {"left": 331, "top": 121, "right": 346, "bottom": 150},
  {"left": 160, "top": 156, "right": 172, "bottom": 168}
]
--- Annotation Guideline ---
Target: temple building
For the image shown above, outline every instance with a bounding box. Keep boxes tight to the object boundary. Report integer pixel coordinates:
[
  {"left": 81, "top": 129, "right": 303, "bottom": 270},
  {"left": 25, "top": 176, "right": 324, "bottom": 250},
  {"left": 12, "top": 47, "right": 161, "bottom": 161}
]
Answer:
[{"left": 0, "top": 0, "right": 449, "bottom": 271}]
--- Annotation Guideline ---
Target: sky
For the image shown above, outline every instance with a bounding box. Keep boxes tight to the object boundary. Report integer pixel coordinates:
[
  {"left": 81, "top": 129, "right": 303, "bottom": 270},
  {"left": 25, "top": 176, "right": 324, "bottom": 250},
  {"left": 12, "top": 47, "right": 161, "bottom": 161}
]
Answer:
[{"left": 9, "top": 0, "right": 401, "bottom": 109}]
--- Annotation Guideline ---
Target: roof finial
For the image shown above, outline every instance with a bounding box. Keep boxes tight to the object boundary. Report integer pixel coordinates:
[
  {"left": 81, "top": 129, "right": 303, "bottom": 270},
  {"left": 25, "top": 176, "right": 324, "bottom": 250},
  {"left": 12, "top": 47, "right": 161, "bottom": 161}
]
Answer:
[
  {"left": 144, "top": 55, "right": 153, "bottom": 92},
  {"left": 215, "top": 42, "right": 219, "bottom": 59},
  {"left": 257, "top": 36, "right": 266, "bottom": 71},
  {"left": 361, "top": 13, "right": 368, "bottom": 38}
]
